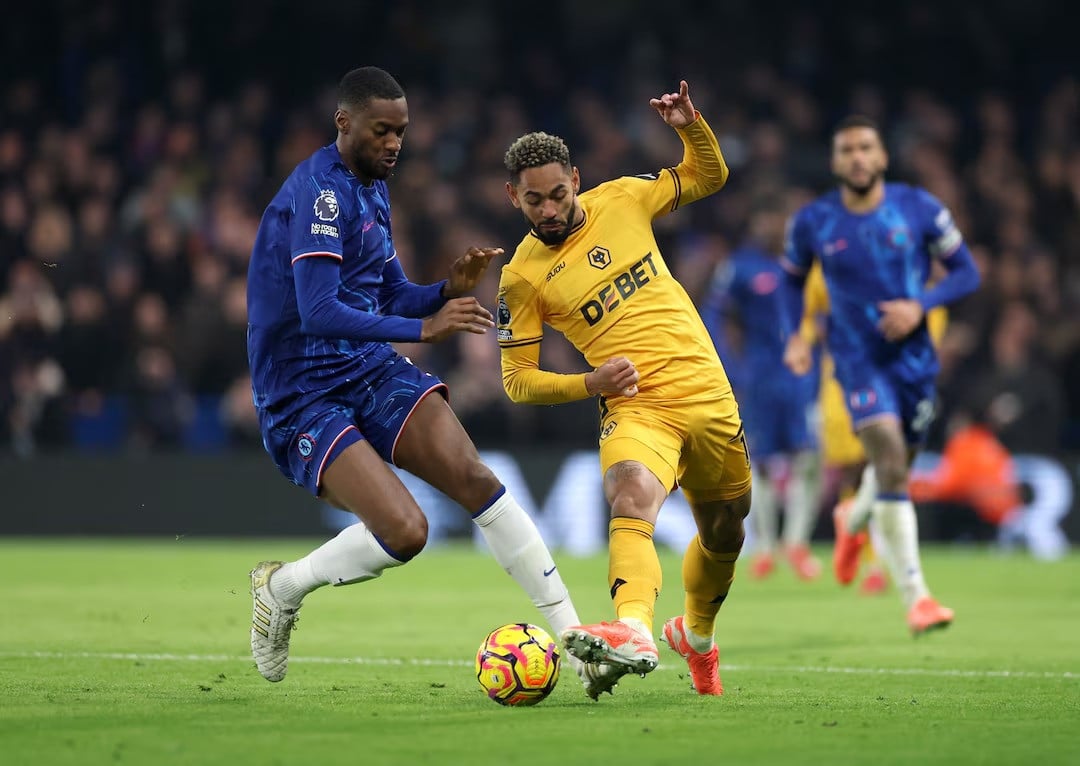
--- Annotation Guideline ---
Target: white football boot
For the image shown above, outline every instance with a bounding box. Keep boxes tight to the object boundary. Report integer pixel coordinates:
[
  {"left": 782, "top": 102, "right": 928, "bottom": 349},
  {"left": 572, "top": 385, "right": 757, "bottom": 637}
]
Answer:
[{"left": 250, "top": 561, "right": 301, "bottom": 682}]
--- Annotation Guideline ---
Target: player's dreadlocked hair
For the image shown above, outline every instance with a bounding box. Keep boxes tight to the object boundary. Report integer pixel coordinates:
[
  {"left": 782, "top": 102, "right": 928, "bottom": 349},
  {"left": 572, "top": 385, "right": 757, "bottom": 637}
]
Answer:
[
  {"left": 337, "top": 67, "right": 405, "bottom": 109},
  {"left": 504, "top": 132, "right": 571, "bottom": 183}
]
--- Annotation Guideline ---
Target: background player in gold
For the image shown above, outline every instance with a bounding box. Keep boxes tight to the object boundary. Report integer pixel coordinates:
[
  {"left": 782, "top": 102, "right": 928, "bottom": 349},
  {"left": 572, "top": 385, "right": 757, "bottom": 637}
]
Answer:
[
  {"left": 498, "top": 81, "right": 750, "bottom": 698},
  {"left": 800, "top": 262, "right": 949, "bottom": 594}
]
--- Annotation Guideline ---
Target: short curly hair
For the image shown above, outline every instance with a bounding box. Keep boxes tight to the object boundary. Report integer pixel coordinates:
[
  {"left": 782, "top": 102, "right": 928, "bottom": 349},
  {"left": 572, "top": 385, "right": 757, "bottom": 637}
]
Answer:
[{"left": 504, "top": 132, "right": 571, "bottom": 182}]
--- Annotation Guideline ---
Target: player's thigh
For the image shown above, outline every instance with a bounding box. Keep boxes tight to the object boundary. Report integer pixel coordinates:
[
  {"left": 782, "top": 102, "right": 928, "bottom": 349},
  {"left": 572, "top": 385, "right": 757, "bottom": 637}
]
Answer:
[
  {"left": 322, "top": 439, "right": 428, "bottom": 553},
  {"left": 599, "top": 406, "right": 683, "bottom": 518},
  {"left": 679, "top": 395, "right": 753, "bottom": 504},
  {"left": 393, "top": 392, "right": 501, "bottom": 513},
  {"left": 261, "top": 395, "right": 369, "bottom": 496},
  {"left": 840, "top": 371, "right": 905, "bottom": 456}
]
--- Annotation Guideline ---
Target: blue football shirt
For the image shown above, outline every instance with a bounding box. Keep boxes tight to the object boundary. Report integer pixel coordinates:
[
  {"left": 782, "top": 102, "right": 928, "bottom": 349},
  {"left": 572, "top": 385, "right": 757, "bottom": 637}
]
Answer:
[
  {"left": 782, "top": 182, "right": 966, "bottom": 386},
  {"left": 247, "top": 143, "right": 442, "bottom": 416}
]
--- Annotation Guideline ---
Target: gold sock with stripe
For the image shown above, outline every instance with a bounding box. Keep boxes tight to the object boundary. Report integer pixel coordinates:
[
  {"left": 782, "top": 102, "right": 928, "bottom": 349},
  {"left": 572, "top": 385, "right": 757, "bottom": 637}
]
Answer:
[
  {"left": 608, "top": 517, "right": 662, "bottom": 632},
  {"left": 681, "top": 535, "right": 739, "bottom": 639}
]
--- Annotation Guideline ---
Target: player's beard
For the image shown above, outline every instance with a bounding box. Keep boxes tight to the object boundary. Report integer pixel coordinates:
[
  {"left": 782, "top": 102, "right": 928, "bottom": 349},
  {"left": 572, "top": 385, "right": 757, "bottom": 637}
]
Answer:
[
  {"left": 364, "top": 158, "right": 393, "bottom": 181},
  {"left": 530, "top": 201, "right": 579, "bottom": 246},
  {"left": 355, "top": 150, "right": 396, "bottom": 182},
  {"left": 838, "top": 168, "right": 883, "bottom": 198}
]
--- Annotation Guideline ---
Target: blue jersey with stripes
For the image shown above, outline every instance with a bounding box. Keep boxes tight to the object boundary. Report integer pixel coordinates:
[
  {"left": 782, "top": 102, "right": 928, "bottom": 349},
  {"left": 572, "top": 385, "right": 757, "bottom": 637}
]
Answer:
[
  {"left": 701, "top": 245, "right": 816, "bottom": 456},
  {"left": 248, "top": 142, "right": 433, "bottom": 415},
  {"left": 782, "top": 183, "right": 964, "bottom": 387}
]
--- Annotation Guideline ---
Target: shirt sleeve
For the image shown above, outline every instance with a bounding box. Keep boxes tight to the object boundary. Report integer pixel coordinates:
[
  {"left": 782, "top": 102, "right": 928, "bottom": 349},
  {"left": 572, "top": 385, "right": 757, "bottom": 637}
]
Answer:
[
  {"left": 778, "top": 210, "right": 814, "bottom": 338},
  {"left": 915, "top": 190, "right": 980, "bottom": 310},
  {"left": 608, "top": 114, "right": 730, "bottom": 219},
  {"left": 497, "top": 267, "right": 590, "bottom": 404},
  {"left": 290, "top": 181, "right": 346, "bottom": 261},
  {"left": 378, "top": 251, "right": 448, "bottom": 318},
  {"left": 293, "top": 255, "right": 423, "bottom": 342},
  {"left": 917, "top": 189, "right": 965, "bottom": 259}
]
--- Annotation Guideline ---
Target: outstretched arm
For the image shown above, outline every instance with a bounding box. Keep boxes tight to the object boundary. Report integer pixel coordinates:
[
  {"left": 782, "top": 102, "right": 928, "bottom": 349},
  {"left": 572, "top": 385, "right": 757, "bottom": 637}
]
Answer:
[
  {"left": 297, "top": 255, "right": 492, "bottom": 343},
  {"left": 652, "top": 81, "right": 729, "bottom": 205},
  {"left": 295, "top": 255, "right": 425, "bottom": 342},
  {"left": 377, "top": 253, "right": 448, "bottom": 319}
]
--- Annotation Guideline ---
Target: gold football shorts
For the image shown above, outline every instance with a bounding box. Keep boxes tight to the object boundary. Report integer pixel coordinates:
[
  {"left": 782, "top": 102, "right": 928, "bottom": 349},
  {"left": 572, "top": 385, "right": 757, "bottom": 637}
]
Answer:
[{"left": 598, "top": 393, "right": 752, "bottom": 504}]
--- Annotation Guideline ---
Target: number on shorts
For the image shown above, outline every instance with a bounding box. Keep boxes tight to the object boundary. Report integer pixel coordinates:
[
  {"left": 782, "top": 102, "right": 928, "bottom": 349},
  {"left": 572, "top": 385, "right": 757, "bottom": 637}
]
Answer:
[{"left": 911, "top": 398, "right": 936, "bottom": 434}]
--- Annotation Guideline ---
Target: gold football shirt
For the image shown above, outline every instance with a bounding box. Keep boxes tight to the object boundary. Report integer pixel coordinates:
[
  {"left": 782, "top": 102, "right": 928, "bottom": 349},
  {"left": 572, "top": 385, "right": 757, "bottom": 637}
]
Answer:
[{"left": 498, "top": 116, "right": 732, "bottom": 405}]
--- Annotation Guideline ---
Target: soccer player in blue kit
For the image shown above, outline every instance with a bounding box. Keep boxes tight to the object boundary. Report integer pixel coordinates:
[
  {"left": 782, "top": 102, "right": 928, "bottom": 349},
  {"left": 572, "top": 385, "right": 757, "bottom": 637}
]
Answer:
[
  {"left": 700, "top": 195, "right": 822, "bottom": 582},
  {"left": 245, "top": 66, "right": 604, "bottom": 691},
  {"left": 780, "top": 116, "right": 980, "bottom": 636}
]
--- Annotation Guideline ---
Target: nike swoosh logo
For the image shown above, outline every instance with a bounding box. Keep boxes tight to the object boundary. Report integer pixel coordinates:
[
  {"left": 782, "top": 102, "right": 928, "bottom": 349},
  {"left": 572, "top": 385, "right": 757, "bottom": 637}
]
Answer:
[{"left": 543, "top": 566, "right": 557, "bottom": 577}]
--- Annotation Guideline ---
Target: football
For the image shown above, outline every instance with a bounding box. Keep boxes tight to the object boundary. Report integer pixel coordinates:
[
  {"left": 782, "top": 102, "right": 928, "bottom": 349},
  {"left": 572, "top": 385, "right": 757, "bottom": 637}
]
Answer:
[{"left": 475, "top": 622, "right": 560, "bottom": 706}]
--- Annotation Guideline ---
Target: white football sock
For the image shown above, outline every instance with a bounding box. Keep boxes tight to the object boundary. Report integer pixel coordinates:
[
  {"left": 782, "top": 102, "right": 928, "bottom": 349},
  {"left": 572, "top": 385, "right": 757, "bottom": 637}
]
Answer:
[
  {"left": 270, "top": 522, "right": 405, "bottom": 607},
  {"left": 846, "top": 465, "right": 878, "bottom": 533},
  {"left": 867, "top": 516, "right": 887, "bottom": 562},
  {"left": 750, "top": 464, "right": 779, "bottom": 554},
  {"left": 782, "top": 450, "right": 821, "bottom": 547},
  {"left": 473, "top": 489, "right": 581, "bottom": 638},
  {"left": 679, "top": 619, "right": 714, "bottom": 653},
  {"left": 871, "top": 497, "right": 930, "bottom": 609}
]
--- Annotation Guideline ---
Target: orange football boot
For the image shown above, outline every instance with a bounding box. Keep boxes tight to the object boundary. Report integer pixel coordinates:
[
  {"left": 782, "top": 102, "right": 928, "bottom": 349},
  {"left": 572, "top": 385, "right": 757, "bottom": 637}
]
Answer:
[
  {"left": 662, "top": 616, "right": 722, "bottom": 696},
  {"left": 907, "top": 596, "right": 954, "bottom": 636},
  {"left": 832, "top": 499, "right": 868, "bottom": 585}
]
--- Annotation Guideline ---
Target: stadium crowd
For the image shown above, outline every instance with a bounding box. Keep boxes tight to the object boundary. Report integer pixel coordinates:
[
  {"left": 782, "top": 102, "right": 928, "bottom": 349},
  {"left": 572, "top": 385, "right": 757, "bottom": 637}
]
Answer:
[{"left": 1, "top": 0, "right": 1077, "bottom": 458}]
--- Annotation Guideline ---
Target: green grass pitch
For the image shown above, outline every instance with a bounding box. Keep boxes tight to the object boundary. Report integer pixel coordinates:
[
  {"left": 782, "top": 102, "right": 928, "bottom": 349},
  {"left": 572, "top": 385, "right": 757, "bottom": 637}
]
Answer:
[{"left": 2, "top": 538, "right": 1078, "bottom": 765}]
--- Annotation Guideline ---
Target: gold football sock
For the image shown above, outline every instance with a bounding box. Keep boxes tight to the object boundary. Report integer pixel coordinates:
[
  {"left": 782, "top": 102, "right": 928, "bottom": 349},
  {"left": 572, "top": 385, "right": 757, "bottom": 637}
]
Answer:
[
  {"left": 682, "top": 535, "right": 738, "bottom": 640},
  {"left": 608, "top": 517, "right": 662, "bottom": 633}
]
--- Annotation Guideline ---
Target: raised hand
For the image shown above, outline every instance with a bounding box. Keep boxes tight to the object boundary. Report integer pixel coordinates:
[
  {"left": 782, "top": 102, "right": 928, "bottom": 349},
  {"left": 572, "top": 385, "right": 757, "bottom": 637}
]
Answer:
[
  {"left": 445, "top": 246, "right": 504, "bottom": 298},
  {"left": 420, "top": 297, "right": 494, "bottom": 343},
  {"left": 649, "top": 80, "right": 697, "bottom": 128},
  {"left": 585, "top": 356, "right": 640, "bottom": 398}
]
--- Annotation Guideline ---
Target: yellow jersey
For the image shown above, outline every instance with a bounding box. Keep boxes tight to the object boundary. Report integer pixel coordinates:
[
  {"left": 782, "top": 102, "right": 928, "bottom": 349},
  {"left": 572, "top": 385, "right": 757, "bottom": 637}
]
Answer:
[{"left": 498, "top": 117, "right": 730, "bottom": 405}]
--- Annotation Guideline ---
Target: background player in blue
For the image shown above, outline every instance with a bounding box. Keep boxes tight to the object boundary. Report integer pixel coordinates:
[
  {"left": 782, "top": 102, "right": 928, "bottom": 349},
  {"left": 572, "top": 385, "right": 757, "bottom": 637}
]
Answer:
[
  {"left": 700, "top": 195, "right": 822, "bottom": 582},
  {"left": 245, "top": 67, "right": 606, "bottom": 694},
  {"left": 780, "top": 115, "right": 980, "bottom": 636}
]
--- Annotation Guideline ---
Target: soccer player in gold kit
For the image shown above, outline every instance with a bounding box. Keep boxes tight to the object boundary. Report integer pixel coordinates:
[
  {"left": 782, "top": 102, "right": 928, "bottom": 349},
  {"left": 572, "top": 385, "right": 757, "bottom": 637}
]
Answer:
[{"left": 497, "top": 81, "right": 750, "bottom": 697}]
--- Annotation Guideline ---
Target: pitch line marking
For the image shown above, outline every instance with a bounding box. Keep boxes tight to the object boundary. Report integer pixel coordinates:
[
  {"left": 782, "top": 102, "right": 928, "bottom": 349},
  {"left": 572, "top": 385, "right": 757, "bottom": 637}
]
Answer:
[{"left": 1, "top": 651, "right": 1076, "bottom": 680}]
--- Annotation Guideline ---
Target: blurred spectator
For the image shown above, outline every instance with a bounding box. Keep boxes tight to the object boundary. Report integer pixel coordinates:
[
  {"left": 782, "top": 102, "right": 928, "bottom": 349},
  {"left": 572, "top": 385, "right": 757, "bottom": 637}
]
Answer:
[
  {"left": 0, "top": 0, "right": 1075, "bottom": 456},
  {"left": 0, "top": 260, "right": 66, "bottom": 453},
  {"left": 968, "top": 301, "right": 1067, "bottom": 456}
]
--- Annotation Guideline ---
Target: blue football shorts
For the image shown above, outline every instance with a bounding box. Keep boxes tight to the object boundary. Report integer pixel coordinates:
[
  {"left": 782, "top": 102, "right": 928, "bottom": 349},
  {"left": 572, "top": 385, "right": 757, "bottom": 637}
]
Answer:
[
  {"left": 838, "top": 365, "right": 936, "bottom": 446},
  {"left": 258, "top": 354, "right": 447, "bottom": 496}
]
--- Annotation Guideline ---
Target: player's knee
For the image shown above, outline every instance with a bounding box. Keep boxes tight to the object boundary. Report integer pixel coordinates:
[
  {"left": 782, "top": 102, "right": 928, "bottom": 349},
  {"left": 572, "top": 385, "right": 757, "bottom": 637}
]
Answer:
[
  {"left": 383, "top": 512, "right": 429, "bottom": 560},
  {"left": 874, "top": 459, "right": 908, "bottom": 493},
  {"left": 609, "top": 481, "right": 665, "bottom": 522},
  {"left": 439, "top": 455, "right": 501, "bottom": 511}
]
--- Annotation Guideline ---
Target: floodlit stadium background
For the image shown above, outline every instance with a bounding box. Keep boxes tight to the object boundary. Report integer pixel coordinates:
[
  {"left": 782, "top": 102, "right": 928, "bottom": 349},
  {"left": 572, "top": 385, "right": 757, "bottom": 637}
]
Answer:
[{"left": 1, "top": 0, "right": 1077, "bottom": 549}]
